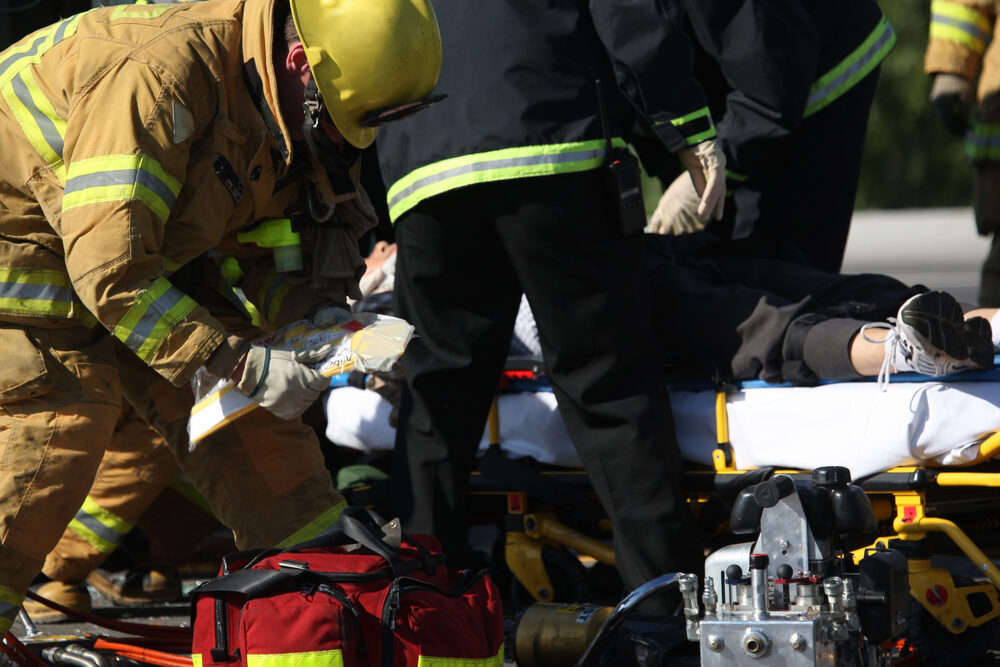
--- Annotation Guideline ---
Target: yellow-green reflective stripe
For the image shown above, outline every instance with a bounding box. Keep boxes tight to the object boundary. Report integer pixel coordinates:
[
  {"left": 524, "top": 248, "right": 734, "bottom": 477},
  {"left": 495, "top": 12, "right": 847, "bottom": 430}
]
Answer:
[
  {"left": 64, "top": 154, "right": 181, "bottom": 223},
  {"left": 265, "top": 283, "right": 290, "bottom": 324},
  {"left": 0, "top": 13, "right": 82, "bottom": 86},
  {"left": 0, "top": 12, "right": 81, "bottom": 183},
  {"left": 246, "top": 650, "right": 344, "bottom": 667},
  {"left": 113, "top": 276, "right": 197, "bottom": 362},
  {"left": 191, "top": 655, "right": 202, "bottom": 667},
  {"left": 930, "top": 0, "right": 992, "bottom": 53},
  {"left": 724, "top": 169, "right": 749, "bottom": 196},
  {"left": 163, "top": 257, "right": 184, "bottom": 275},
  {"left": 221, "top": 256, "right": 244, "bottom": 284},
  {"left": 932, "top": 0, "right": 993, "bottom": 34},
  {"left": 0, "top": 267, "right": 95, "bottom": 324},
  {"left": 417, "top": 649, "right": 504, "bottom": 667},
  {"left": 78, "top": 308, "right": 99, "bottom": 328},
  {"left": 107, "top": 4, "right": 173, "bottom": 20},
  {"left": 667, "top": 107, "right": 710, "bottom": 127},
  {"left": 232, "top": 286, "right": 262, "bottom": 327},
  {"left": 3, "top": 69, "right": 66, "bottom": 182},
  {"left": 0, "top": 585, "right": 24, "bottom": 625},
  {"left": 257, "top": 271, "right": 292, "bottom": 325},
  {"left": 805, "top": 16, "right": 896, "bottom": 117},
  {"left": 255, "top": 269, "right": 275, "bottom": 322},
  {"left": 966, "top": 121, "right": 1000, "bottom": 160},
  {"left": 68, "top": 495, "right": 133, "bottom": 554},
  {"left": 276, "top": 501, "right": 347, "bottom": 549},
  {"left": 387, "top": 139, "right": 626, "bottom": 222},
  {"left": 932, "top": 22, "right": 987, "bottom": 51},
  {"left": 658, "top": 107, "right": 716, "bottom": 145},
  {"left": 684, "top": 128, "right": 716, "bottom": 145},
  {"left": 0, "top": 266, "right": 74, "bottom": 316}
]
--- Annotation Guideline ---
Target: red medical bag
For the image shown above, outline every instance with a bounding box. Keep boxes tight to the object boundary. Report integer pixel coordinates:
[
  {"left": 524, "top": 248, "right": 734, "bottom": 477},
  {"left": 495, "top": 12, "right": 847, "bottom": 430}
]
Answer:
[{"left": 191, "top": 507, "right": 504, "bottom": 666}]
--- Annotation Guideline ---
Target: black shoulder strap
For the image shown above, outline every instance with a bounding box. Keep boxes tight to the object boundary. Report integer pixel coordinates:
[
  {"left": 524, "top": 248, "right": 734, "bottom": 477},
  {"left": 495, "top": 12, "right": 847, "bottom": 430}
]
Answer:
[{"left": 246, "top": 507, "right": 437, "bottom": 577}]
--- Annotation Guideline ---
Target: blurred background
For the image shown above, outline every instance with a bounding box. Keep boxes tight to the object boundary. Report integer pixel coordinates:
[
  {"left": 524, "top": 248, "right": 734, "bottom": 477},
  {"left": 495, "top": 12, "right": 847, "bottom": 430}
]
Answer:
[
  {"left": 838, "top": 0, "right": 988, "bottom": 304},
  {"left": 0, "top": 0, "right": 988, "bottom": 300},
  {"left": 857, "top": 0, "right": 970, "bottom": 210}
]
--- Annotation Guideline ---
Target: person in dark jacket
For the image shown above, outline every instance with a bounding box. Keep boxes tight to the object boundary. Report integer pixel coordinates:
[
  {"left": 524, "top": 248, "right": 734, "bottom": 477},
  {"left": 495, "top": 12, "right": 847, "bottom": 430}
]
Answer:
[
  {"left": 376, "top": 0, "right": 725, "bottom": 589},
  {"left": 647, "top": 0, "right": 896, "bottom": 273}
]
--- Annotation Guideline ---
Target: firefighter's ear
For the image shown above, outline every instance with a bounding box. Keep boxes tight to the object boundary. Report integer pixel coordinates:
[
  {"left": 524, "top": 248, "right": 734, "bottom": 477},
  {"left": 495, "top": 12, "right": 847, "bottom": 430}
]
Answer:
[{"left": 283, "top": 41, "right": 311, "bottom": 80}]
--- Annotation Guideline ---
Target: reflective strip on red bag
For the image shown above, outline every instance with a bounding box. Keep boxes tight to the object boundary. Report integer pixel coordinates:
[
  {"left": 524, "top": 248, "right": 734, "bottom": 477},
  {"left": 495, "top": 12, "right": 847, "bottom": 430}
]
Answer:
[
  {"left": 246, "top": 650, "right": 346, "bottom": 667},
  {"left": 415, "top": 649, "right": 504, "bottom": 666}
]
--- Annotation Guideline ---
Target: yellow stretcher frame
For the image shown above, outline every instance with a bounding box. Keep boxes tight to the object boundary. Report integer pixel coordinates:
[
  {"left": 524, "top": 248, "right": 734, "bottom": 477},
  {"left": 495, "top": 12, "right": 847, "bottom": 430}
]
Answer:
[
  {"left": 707, "top": 386, "right": 1000, "bottom": 635},
  {"left": 480, "top": 381, "right": 1000, "bottom": 637},
  {"left": 394, "top": 368, "right": 1000, "bottom": 647}
]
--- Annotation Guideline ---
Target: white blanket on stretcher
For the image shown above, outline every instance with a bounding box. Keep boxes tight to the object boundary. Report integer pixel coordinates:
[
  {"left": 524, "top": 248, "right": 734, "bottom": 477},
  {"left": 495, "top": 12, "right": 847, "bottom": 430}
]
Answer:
[{"left": 323, "top": 373, "right": 1000, "bottom": 479}]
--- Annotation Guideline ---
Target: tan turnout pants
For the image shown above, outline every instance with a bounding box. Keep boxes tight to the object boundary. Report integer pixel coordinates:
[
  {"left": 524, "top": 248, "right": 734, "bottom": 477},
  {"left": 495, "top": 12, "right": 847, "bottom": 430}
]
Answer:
[
  {"left": 40, "top": 400, "right": 208, "bottom": 583},
  {"left": 0, "top": 322, "right": 345, "bottom": 635}
]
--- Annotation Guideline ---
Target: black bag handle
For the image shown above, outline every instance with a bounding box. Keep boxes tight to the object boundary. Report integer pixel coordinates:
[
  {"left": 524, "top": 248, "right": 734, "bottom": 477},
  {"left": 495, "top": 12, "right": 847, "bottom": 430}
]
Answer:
[
  {"left": 336, "top": 508, "right": 407, "bottom": 575},
  {"left": 241, "top": 507, "right": 436, "bottom": 577},
  {"left": 327, "top": 507, "right": 441, "bottom": 576}
]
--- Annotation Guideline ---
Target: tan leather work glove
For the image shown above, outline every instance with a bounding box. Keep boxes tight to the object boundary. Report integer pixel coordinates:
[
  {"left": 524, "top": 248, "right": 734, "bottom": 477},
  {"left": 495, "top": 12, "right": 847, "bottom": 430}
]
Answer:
[
  {"left": 675, "top": 138, "right": 727, "bottom": 225},
  {"left": 647, "top": 171, "right": 704, "bottom": 235},
  {"left": 233, "top": 345, "right": 331, "bottom": 420},
  {"left": 930, "top": 72, "right": 974, "bottom": 136}
]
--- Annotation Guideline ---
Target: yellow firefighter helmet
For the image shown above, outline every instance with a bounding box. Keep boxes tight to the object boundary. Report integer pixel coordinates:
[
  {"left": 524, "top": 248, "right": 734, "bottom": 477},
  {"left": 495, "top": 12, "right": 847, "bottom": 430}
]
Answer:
[{"left": 289, "top": 0, "right": 443, "bottom": 149}]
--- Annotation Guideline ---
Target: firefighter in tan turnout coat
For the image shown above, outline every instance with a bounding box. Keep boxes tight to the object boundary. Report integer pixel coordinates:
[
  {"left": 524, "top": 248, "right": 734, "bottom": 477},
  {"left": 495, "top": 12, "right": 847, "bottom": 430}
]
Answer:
[
  {"left": 0, "top": 0, "right": 441, "bottom": 635},
  {"left": 926, "top": 0, "right": 1000, "bottom": 304}
]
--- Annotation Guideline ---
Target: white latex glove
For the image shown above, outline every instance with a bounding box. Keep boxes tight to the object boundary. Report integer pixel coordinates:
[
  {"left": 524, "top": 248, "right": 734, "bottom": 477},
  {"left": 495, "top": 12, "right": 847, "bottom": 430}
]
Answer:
[
  {"left": 676, "top": 138, "right": 727, "bottom": 223},
  {"left": 233, "top": 345, "right": 331, "bottom": 420},
  {"left": 310, "top": 304, "right": 353, "bottom": 328},
  {"left": 647, "top": 171, "right": 704, "bottom": 235}
]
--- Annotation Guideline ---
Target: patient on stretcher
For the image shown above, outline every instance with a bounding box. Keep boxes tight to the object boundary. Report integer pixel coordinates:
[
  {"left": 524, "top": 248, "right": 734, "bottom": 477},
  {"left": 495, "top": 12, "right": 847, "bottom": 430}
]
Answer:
[
  {"left": 326, "top": 233, "right": 1000, "bottom": 476},
  {"left": 354, "top": 234, "right": 996, "bottom": 386}
]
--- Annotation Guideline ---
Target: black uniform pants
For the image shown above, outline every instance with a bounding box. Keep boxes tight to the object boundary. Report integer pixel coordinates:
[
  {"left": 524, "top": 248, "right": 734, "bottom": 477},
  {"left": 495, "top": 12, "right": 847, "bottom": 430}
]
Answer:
[
  {"left": 711, "top": 69, "right": 882, "bottom": 273},
  {"left": 644, "top": 234, "right": 924, "bottom": 384},
  {"left": 391, "top": 170, "right": 699, "bottom": 589}
]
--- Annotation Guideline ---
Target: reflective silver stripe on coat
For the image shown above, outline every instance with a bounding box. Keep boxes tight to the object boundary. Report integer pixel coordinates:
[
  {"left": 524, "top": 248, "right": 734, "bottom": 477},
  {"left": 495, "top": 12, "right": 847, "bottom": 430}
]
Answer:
[
  {"left": 387, "top": 146, "right": 607, "bottom": 214},
  {"left": 0, "top": 15, "right": 76, "bottom": 79},
  {"left": 805, "top": 22, "right": 895, "bottom": 113},
  {"left": 10, "top": 72, "right": 63, "bottom": 157},
  {"left": 0, "top": 281, "right": 73, "bottom": 304},
  {"left": 72, "top": 508, "right": 126, "bottom": 547},
  {"left": 121, "top": 286, "right": 188, "bottom": 353},
  {"left": 64, "top": 168, "right": 179, "bottom": 211},
  {"left": 0, "top": 35, "right": 46, "bottom": 78},
  {"left": 931, "top": 11, "right": 992, "bottom": 44}
]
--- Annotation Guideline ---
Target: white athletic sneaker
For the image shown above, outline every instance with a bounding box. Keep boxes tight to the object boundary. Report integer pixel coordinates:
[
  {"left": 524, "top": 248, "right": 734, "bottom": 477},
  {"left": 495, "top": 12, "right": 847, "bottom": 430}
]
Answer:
[{"left": 860, "top": 291, "right": 992, "bottom": 389}]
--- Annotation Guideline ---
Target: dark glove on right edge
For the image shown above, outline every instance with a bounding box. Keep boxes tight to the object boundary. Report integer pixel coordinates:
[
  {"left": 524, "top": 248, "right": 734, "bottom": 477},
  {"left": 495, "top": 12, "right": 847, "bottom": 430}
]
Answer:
[{"left": 930, "top": 73, "right": 974, "bottom": 137}]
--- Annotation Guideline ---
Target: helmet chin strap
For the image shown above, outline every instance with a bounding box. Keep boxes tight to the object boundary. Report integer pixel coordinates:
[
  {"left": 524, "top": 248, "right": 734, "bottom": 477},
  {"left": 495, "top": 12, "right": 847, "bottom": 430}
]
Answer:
[{"left": 302, "top": 77, "right": 358, "bottom": 194}]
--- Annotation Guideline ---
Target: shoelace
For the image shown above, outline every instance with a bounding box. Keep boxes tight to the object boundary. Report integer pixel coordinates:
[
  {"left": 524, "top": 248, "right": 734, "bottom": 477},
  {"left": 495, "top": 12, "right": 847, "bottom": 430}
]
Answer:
[{"left": 860, "top": 319, "right": 899, "bottom": 392}]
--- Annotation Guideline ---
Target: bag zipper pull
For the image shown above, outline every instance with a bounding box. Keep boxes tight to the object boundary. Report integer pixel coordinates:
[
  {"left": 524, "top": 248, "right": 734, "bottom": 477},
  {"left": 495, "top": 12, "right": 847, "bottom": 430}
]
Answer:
[{"left": 387, "top": 585, "right": 401, "bottom": 631}]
